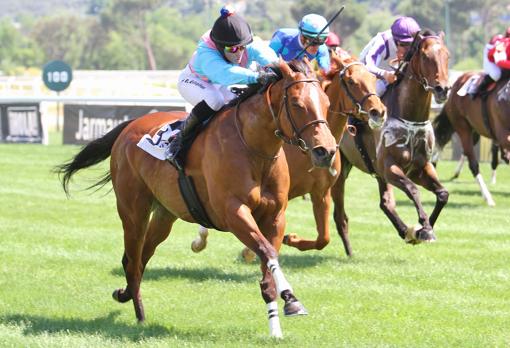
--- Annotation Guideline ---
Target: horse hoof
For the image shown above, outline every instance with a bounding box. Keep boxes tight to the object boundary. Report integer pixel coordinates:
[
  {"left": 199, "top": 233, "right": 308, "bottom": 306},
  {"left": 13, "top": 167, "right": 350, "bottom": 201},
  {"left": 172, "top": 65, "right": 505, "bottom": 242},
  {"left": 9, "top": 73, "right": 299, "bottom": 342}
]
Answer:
[
  {"left": 191, "top": 238, "right": 206, "bottom": 253},
  {"left": 112, "top": 288, "right": 131, "bottom": 303},
  {"left": 404, "top": 224, "right": 422, "bottom": 245},
  {"left": 416, "top": 229, "right": 437, "bottom": 243},
  {"left": 241, "top": 247, "right": 257, "bottom": 263},
  {"left": 283, "top": 300, "right": 308, "bottom": 317}
]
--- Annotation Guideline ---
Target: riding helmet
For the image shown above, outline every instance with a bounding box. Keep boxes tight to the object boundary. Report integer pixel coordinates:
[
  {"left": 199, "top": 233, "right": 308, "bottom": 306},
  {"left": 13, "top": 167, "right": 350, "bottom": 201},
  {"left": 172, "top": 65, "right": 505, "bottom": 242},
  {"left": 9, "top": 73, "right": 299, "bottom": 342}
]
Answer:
[
  {"left": 299, "top": 14, "right": 329, "bottom": 39},
  {"left": 210, "top": 6, "right": 253, "bottom": 46},
  {"left": 391, "top": 16, "right": 421, "bottom": 43}
]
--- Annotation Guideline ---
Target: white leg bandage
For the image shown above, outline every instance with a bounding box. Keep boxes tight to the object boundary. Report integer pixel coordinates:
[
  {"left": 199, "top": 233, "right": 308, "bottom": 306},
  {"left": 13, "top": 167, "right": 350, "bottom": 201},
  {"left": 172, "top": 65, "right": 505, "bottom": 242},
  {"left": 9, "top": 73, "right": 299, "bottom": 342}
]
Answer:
[
  {"left": 266, "top": 301, "right": 282, "bottom": 338},
  {"left": 267, "top": 259, "right": 292, "bottom": 294},
  {"left": 476, "top": 173, "right": 495, "bottom": 206}
]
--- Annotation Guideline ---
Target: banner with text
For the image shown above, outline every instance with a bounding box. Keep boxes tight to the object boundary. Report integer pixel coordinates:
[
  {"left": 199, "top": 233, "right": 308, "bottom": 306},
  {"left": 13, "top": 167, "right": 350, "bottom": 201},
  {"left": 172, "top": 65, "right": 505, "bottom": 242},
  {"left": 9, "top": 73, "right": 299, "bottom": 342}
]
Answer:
[
  {"left": 0, "top": 104, "right": 42, "bottom": 143},
  {"left": 63, "top": 104, "right": 186, "bottom": 145}
]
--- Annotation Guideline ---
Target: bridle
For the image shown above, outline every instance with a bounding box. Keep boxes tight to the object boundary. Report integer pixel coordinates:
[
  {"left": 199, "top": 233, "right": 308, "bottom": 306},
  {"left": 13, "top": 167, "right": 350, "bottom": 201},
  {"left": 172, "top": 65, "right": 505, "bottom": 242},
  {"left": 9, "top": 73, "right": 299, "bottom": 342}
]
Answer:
[
  {"left": 333, "top": 62, "right": 377, "bottom": 118},
  {"left": 266, "top": 78, "right": 328, "bottom": 152},
  {"left": 234, "top": 77, "right": 328, "bottom": 160}
]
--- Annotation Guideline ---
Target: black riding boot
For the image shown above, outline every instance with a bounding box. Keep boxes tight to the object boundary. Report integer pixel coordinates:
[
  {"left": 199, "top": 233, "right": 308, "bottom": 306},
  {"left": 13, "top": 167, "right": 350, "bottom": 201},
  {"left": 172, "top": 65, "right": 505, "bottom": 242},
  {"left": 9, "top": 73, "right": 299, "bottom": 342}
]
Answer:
[
  {"left": 472, "top": 74, "right": 494, "bottom": 99},
  {"left": 166, "top": 100, "right": 216, "bottom": 169}
]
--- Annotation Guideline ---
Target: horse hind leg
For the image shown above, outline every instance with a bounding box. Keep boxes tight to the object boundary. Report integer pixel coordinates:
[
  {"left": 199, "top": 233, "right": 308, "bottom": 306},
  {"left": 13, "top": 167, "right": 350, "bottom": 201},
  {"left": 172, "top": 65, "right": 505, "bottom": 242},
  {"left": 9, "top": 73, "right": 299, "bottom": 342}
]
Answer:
[
  {"left": 331, "top": 170, "right": 353, "bottom": 257},
  {"left": 191, "top": 225, "right": 209, "bottom": 253},
  {"left": 111, "top": 182, "right": 153, "bottom": 322}
]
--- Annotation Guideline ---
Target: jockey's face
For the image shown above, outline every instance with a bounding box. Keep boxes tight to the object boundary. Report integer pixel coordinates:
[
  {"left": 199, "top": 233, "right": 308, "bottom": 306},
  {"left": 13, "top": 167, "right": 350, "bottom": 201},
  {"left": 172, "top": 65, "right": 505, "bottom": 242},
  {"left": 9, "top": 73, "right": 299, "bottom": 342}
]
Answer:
[
  {"left": 301, "top": 34, "right": 323, "bottom": 55},
  {"left": 396, "top": 40, "right": 411, "bottom": 60},
  {"left": 224, "top": 45, "right": 245, "bottom": 65}
]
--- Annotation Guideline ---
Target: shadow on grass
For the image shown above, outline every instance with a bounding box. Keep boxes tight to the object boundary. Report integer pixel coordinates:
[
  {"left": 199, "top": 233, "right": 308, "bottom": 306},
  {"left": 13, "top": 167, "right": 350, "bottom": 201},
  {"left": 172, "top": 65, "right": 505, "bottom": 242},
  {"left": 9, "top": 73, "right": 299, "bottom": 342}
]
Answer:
[
  {"left": 278, "top": 253, "right": 340, "bottom": 268},
  {"left": 112, "top": 266, "right": 256, "bottom": 283},
  {"left": 2, "top": 311, "right": 171, "bottom": 342}
]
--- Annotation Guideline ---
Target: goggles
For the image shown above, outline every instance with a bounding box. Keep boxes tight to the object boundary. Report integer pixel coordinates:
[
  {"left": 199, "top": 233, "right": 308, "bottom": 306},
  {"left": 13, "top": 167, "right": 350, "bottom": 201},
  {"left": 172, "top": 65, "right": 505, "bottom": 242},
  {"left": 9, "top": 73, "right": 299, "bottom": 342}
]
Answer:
[
  {"left": 303, "top": 35, "right": 326, "bottom": 46},
  {"left": 224, "top": 45, "right": 246, "bottom": 53},
  {"left": 395, "top": 40, "right": 412, "bottom": 47}
]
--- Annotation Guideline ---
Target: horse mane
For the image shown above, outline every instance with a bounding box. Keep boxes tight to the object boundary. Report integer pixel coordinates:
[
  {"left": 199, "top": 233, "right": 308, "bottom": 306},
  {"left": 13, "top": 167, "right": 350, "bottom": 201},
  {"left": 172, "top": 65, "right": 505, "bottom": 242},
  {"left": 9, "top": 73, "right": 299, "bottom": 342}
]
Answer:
[
  {"left": 226, "top": 59, "right": 315, "bottom": 106},
  {"left": 324, "top": 51, "right": 357, "bottom": 80}
]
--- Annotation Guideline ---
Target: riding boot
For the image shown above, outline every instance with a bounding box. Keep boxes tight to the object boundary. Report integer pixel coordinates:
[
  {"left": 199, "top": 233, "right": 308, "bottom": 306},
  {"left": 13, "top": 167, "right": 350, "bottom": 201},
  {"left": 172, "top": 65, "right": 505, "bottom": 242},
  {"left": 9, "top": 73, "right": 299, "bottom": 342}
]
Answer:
[
  {"left": 472, "top": 74, "right": 494, "bottom": 99},
  {"left": 166, "top": 100, "right": 216, "bottom": 170}
]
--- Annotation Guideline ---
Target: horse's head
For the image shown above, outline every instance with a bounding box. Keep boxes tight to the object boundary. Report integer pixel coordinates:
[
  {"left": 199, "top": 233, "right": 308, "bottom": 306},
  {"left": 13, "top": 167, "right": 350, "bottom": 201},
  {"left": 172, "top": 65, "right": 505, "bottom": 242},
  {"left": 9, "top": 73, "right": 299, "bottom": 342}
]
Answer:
[
  {"left": 269, "top": 58, "right": 337, "bottom": 169},
  {"left": 327, "top": 52, "right": 386, "bottom": 129},
  {"left": 408, "top": 31, "right": 450, "bottom": 103}
]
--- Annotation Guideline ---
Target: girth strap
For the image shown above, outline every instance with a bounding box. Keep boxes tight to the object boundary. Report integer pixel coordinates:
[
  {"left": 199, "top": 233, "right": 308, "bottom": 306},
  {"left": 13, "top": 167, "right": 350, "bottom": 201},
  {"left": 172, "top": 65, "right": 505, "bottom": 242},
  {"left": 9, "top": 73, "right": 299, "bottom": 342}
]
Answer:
[
  {"left": 176, "top": 169, "right": 223, "bottom": 231},
  {"left": 349, "top": 117, "right": 376, "bottom": 175}
]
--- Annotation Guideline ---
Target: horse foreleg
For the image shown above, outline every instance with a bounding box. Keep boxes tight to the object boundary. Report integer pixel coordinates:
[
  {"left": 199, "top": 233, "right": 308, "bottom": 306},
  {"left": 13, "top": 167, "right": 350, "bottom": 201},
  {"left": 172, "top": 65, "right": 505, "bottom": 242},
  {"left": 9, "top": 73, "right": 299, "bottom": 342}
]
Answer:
[
  {"left": 451, "top": 155, "right": 465, "bottom": 180},
  {"left": 331, "top": 172, "right": 352, "bottom": 256},
  {"left": 376, "top": 178, "right": 408, "bottom": 240},
  {"left": 384, "top": 163, "right": 435, "bottom": 243},
  {"left": 227, "top": 202, "right": 306, "bottom": 337},
  {"left": 191, "top": 226, "right": 209, "bottom": 253},
  {"left": 490, "top": 141, "right": 499, "bottom": 184},
  {"left": 283, "top": 190, "right": 331, "bottom": 251},
  {"left": 416, "top": 162, "right": 449, "bottom": 227}
]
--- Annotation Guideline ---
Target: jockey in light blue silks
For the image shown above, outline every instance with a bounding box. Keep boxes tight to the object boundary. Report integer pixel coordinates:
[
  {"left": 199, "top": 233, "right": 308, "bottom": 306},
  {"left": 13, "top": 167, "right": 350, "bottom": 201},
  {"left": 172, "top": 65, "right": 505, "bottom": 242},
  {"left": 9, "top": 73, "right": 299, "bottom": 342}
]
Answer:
[
  {"left": 269, "top": 14, "right": 331, "bottom": 75},
  {"left": 167, "top": 6, "right": 279, "bottom": 169},
  {"left": 359, "top": 16, "right": 421, "bottom": 96}
]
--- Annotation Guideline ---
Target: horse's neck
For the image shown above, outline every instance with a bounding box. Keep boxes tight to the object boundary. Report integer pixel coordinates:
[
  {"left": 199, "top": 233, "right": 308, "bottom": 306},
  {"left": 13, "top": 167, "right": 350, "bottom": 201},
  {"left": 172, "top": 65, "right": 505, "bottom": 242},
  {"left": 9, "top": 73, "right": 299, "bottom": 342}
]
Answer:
[
  {"left": 326, "top": 79, "right": 349, "bottom": 141},
  {"left": 387, "top": 73, "right": 431, "bottom": 122},
  {"left": 238, "top": 94, "right": 283, "bottom": 158}
]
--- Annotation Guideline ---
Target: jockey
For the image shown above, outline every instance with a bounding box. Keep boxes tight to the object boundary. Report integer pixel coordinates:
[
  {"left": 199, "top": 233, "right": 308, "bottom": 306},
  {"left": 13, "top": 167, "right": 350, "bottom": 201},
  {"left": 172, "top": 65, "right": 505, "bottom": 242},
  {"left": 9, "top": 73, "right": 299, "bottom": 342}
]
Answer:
[
  {"left": 269, "top": 14, "right": 331, "bottom": 75},
  {"left": 325, "top": 31, "right": 342, "bottom": 54},
  {"left": 167, "top": 6, "right": 279, "bottom": 169},
  {"left": 359, "top": 16, "right": 421, "bottom": 96},
  {"left": 474, "top": 29, "right": 510, "bottom": 97}
]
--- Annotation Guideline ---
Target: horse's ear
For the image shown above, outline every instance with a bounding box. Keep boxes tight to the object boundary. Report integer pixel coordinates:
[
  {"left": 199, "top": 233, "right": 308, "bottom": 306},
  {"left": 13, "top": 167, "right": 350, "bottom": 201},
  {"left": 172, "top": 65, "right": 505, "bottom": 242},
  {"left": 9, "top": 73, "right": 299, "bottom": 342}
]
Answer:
[
  {"left": 279, "top": 57, "right": 293, "bottom": 78},
  {"left": 438, "top": 31, "right": 446, "bottom": 42},
  {"left": 302, "top": 56, "right": 314, "bottom": 74}
]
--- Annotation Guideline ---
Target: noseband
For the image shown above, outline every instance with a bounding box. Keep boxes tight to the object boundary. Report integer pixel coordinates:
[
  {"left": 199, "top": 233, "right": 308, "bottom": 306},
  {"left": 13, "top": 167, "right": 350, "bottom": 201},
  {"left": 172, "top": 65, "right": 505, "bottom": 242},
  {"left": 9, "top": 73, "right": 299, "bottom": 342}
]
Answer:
[
  {"left": 266, "top": 78, "right": 328, "bottom": 152},
  {"left": 335, "top": 62, "right": 377, "bottom": 118}
]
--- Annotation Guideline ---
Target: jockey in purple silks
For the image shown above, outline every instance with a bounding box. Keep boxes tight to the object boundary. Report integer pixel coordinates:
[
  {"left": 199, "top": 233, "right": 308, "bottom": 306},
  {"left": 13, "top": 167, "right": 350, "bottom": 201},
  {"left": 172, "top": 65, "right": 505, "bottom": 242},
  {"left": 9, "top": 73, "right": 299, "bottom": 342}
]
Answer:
[
  {"left": 167, "top": 5, "right": 278, "bottom": 169},
  {"left": 359, "top": 16, "right": 421, "bottom": 96}
]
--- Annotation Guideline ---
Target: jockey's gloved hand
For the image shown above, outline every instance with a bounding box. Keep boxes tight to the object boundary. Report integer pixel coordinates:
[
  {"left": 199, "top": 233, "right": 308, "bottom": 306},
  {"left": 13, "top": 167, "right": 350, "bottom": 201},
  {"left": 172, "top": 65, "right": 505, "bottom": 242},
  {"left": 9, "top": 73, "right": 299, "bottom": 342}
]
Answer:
[{"left": 257, "top": 69, "right": 279, "bottom": 86}]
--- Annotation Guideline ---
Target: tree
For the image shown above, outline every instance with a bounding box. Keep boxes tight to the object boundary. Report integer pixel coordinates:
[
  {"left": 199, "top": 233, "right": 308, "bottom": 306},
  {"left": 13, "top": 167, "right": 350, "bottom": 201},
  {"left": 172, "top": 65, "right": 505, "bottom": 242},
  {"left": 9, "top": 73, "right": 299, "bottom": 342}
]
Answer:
[{"left": 0, "top": 19, "right": 43, "bottom": 74}]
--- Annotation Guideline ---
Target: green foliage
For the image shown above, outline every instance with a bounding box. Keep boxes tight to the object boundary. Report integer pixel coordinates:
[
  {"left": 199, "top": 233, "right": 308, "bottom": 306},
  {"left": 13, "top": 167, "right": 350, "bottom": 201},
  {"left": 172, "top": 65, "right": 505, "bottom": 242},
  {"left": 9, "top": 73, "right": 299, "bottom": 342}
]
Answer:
[
  {"left": 1, "top": 143, "right": 510, "bottom": 346},
  {"left": 0, "top": 19, "right": 43, "bottom": 74}
]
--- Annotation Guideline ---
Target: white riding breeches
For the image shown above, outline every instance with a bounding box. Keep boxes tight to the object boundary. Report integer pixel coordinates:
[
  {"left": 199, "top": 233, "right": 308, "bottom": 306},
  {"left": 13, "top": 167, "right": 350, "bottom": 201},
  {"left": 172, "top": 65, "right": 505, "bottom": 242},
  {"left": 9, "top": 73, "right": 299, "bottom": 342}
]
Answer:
[
  {"left": 376, "top": 79, "right": 388, "bottom": 97},
  {"left": 483, "top": 46, "right": 502, "bottom": 81},
  {"left": 177, "top": 65, "right": 237, "bottom": 111}
]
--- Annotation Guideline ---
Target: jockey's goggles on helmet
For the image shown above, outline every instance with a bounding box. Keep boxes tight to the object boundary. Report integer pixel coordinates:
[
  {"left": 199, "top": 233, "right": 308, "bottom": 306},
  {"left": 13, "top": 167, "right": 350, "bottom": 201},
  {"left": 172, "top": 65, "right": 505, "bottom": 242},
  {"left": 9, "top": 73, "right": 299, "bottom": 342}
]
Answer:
[
  {"left": 303, "top": 35, "right": 326, "bottom": 46},
  {"left": 224, "top": 45, "right": 246, "bottom": 53},
  {"left": 395, "top": 40, "right": 412, "bottom": 47}
]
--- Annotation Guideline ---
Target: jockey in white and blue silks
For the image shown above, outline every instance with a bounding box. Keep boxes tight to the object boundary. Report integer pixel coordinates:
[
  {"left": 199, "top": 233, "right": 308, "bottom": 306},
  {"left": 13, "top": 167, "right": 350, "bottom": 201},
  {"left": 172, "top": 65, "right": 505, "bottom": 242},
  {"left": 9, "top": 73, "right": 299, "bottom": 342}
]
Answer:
[
  {"left": 269, "top": 14, "right": 331, "bottom": 75},
  {"left": 167, "top": 6, "right": 278, "bottom": 168},
  {"left": 360, "top": 16, "right": 421, "bottom": 96}
]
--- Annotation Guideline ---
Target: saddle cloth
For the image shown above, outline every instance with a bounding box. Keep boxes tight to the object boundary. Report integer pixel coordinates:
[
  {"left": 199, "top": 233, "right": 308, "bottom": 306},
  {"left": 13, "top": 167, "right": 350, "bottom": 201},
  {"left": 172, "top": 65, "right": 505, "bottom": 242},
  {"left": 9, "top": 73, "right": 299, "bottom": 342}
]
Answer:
[
  {"left": 136, "top": 120, "right": 183, "bottom": 160},
  {"left": 457, "top": 74, "right": 480, "bottom": 97}
]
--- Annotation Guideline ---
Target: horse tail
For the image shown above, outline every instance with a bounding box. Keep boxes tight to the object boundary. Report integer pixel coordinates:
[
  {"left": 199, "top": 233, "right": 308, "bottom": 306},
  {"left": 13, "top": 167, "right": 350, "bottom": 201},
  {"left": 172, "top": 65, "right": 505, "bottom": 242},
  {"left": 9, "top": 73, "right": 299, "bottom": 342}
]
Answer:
[
  {"left": 432, "top": 106, "right": 454, "bottom": 151},
  {"left": 55, "top": 119, "right": 134, "bottom": 196}
]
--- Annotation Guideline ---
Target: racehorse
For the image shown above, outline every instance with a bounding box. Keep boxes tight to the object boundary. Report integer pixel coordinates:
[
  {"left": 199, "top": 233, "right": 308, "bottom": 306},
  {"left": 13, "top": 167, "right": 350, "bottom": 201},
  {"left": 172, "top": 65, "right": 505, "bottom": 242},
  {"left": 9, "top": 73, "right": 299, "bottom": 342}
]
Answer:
[
  {"left": 190, "top": 52, "right": 387, "bottom": 255},
  {"left": 433, "top": 72, "right": 510, "bottom": 206},
  {"left": 55, "top": 59, "right": 337, "bottom": 338},
  {"left": 334, "top": 31, "right": 450, "bottom": 256}
]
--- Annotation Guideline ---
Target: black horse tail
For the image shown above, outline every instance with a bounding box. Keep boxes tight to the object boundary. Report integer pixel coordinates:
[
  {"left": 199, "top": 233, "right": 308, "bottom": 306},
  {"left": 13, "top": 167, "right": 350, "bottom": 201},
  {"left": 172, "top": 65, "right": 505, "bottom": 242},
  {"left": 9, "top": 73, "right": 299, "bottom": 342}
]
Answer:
[
  {"left": 55, "top": 119, "right": 135, "bottom": 196},
  {"left": 432, "top": 106, "right": 454, "bottom": 151}
]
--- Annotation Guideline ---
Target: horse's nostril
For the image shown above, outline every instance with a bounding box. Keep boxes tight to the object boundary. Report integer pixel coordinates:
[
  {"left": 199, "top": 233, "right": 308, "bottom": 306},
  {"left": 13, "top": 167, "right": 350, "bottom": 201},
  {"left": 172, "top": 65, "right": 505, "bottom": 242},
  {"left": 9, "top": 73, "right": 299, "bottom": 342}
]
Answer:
[
  {"left": 369, "top": 109, "right": 380, "bottom": 119},
  {"left": 313, "top": 147, "right": 327, "bottom": 158},
  {"left": 434, "top": 86, "right": 444, "bottom": 94}
]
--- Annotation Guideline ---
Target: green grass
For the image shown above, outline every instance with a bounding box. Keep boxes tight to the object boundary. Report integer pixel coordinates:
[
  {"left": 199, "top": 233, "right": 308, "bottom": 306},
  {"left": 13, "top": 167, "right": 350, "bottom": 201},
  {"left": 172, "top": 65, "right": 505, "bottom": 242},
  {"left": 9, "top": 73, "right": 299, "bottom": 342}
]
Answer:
[{"left": 1, "top": 142, "right": 509, "bottom": 347}]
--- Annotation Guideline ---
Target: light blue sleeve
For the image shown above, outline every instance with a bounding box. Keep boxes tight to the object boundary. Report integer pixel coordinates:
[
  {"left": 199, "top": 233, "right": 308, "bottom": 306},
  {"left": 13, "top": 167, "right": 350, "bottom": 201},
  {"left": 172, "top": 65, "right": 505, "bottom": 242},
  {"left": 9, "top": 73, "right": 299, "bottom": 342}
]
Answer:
[
  {"left": 194, "top": 47, "right": 259, "bottom": 85},
  {"left": 317, "top": 45, "right": 331, "bottom": 72},
  {"left": 247, "top": 40, "right": 279, "bottom": 67}
]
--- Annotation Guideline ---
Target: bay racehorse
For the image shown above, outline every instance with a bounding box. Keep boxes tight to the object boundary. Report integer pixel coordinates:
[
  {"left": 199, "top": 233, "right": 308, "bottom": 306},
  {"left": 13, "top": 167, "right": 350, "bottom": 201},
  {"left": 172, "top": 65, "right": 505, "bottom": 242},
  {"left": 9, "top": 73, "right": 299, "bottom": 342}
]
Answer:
[
  {"left": 433, "top": 72, "right": 510, "bottom": 206},
  {"left": 56, "top": 59, "right": 337, "bottom": 338},
  {"left": 190, "top": 52, "right": 386, "bottom": 256},
  {"left": 334, "top": 31, "right": 450, "bottom": 256}
]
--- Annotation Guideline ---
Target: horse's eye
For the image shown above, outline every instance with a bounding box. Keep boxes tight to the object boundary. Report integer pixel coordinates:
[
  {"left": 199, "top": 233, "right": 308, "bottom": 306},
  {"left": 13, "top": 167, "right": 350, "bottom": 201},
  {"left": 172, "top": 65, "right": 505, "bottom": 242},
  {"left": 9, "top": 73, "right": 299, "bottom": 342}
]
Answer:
[{"left": 347, "top": 78, "right": 355, "bottom": 85}]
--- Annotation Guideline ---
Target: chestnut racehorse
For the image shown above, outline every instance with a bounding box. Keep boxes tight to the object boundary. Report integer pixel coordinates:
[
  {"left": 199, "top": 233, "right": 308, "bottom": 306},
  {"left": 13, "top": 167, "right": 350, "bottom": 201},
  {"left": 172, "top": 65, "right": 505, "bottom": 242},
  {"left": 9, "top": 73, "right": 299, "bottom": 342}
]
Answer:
[
  {"left": 191, "top": 52, "right": 386, "bottom": 255},
  {"left": 56, "top": 60, "right": 337, "bottom": 338},
  {"left": 334, "top": 32, "right": 450, "bottom": 256},
  {"left": 433, "top": 73, "right": 510, "bottom": 206}
]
